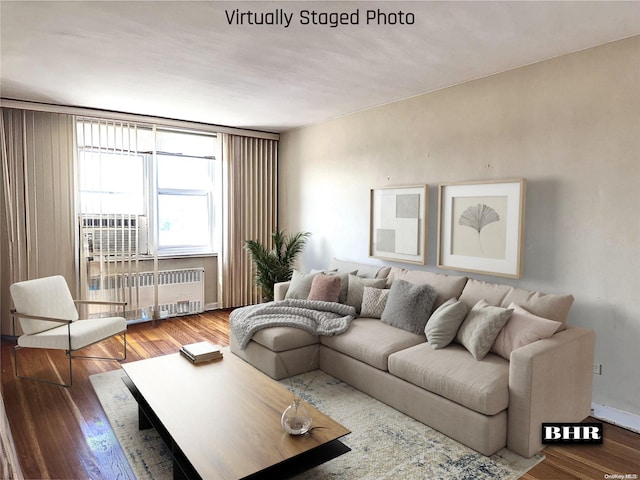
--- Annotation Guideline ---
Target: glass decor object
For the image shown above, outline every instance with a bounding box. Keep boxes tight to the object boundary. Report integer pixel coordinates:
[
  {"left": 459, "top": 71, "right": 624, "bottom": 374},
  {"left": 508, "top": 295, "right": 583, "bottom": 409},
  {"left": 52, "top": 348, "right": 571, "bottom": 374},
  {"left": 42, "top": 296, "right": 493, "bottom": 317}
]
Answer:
[{"left": 281, "top": 398, "right": 312, "bottom": 435}]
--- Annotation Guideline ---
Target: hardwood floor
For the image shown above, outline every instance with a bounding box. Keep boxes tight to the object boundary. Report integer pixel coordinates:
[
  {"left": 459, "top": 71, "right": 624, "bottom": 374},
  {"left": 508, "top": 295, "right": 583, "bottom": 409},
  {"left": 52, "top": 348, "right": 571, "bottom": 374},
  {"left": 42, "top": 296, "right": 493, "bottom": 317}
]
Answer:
[{"left": 1, "top": 309, "right": 638, "bottom": 480}]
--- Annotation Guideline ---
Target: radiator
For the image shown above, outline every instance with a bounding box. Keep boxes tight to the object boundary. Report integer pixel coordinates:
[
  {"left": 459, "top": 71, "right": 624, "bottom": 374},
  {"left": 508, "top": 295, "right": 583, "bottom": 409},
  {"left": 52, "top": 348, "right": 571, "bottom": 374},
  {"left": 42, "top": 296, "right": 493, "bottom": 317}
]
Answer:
[{"left": 88, "top": 268, "right": 205, "bottom": 321}]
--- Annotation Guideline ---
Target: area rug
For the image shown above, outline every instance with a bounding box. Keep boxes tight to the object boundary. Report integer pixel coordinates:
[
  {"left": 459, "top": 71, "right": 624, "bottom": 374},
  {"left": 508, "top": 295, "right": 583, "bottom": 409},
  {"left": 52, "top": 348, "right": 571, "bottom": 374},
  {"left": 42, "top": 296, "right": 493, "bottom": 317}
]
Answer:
[{"left": 90, "top": 369, "right": 544, "bottom": 480}]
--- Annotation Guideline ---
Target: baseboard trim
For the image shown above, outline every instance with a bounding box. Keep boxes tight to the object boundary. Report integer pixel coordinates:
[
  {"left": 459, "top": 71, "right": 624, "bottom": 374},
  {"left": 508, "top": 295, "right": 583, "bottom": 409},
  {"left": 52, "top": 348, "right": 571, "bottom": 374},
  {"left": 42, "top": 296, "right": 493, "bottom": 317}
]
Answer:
[{"left": 591, "top": 403, "right": 640, "bottom": 434}]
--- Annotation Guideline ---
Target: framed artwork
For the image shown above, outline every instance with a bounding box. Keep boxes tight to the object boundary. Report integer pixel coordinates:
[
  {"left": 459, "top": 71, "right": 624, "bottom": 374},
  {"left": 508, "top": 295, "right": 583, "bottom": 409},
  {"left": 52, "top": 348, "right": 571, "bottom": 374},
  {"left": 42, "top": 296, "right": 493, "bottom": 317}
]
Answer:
[
  {"left": 437, "top": 179, "right": 526, "bottom": 278},
  {"left": 369, "top": 185, "right": 428, "bottom": 265}
]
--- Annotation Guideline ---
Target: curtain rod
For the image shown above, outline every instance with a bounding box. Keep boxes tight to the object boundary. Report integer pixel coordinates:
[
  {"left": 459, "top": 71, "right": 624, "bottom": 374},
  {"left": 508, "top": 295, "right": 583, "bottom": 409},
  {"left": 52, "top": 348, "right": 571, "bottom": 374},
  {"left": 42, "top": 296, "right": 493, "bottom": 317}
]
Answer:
[{"left": 0, "top": 98, "right": 280, "bottom": 141}]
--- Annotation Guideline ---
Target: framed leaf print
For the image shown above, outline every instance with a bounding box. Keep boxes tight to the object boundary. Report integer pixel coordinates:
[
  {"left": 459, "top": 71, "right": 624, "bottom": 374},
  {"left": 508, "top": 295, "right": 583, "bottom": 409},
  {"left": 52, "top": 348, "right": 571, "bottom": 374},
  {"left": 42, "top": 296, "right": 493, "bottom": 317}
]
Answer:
[
  {"left": 437, "top": 179, "right": 526, "bottom": 278},
  {"left": 370, "top": 185, "right": 428, "bottom": 265}
]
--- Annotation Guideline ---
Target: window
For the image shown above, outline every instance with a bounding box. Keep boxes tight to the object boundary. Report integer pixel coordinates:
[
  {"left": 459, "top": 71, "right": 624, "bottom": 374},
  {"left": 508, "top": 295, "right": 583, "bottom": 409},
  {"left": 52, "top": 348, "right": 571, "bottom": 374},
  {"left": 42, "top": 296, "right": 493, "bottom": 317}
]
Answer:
[
  {"left": 77, "top": 119, "right": 217, "bottom": 256},
  {"left": 157, "top": 154, "right": 214, "bottom": 254}
]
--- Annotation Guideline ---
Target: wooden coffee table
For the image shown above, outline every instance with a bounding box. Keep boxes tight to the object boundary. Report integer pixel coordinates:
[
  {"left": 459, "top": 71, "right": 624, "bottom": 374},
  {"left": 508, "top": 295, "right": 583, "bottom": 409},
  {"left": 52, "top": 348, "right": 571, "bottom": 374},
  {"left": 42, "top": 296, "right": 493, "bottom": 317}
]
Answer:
[{"left": 121, "top": 349, "right": 350, "bottom": 480}]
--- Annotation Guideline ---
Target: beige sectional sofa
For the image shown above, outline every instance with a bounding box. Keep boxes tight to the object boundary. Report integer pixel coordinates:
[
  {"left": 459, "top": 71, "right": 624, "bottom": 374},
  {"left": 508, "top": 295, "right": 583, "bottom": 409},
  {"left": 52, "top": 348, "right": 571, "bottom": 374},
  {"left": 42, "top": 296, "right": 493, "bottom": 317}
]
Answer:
[{"left": 230, "top": 259, "right": 595, "bottom": 458}]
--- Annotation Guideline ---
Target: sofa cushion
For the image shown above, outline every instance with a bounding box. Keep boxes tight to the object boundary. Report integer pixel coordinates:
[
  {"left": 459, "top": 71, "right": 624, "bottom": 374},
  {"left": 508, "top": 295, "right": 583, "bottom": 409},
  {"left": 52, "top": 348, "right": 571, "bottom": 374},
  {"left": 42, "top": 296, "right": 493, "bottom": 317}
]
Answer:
[
  {"left": 388, "top": 342, "right": 510, "bottom": 415},
  {"left": 491, "top": 303, "right": 562, "bottom": 360},
  {"left": 346, "top": 275, "right": 387, "bottom": 313},
  {"left": 501, "top": 288, "right": 574, "bottom": 331},
  {"left": 328, "top": 258, "right": 390, "bottom": 279},
  {"left": 459, "top": 279, "right": 512, "bottom": 310},
  {"left": 285, "top": 270, "right": 319, "bottom": 300},
  {"left": 425, "top": 298, "right": 468, "bottom": 349},
  {"left": 385, "top": 268, "right": 467, "bottom": 309},
  {"left": 307, "top": 274, "right": 342, "bottom": 303},
  {"left": 360, "top": 287, "right": 390, "bottom": 319},
  {"left": 381, "top": 280, "right": 437, "bottom": 334},
  {"left": 321, "top": 318, "right": 425, "bottom": 371},
  {"left": 251, "top": 326, "right": 319, "bottom": 352},
  {"left": 456, "top": 299, "right": 513, "bottom": 360}
]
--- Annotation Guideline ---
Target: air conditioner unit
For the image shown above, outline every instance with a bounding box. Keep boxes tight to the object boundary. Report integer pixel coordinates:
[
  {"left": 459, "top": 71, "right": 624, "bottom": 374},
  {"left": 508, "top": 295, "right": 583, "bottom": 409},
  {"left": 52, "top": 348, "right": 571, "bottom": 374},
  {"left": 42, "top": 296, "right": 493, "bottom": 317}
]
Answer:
[{"left": 81, "top": 214, "right": 149, "bottom": 256}]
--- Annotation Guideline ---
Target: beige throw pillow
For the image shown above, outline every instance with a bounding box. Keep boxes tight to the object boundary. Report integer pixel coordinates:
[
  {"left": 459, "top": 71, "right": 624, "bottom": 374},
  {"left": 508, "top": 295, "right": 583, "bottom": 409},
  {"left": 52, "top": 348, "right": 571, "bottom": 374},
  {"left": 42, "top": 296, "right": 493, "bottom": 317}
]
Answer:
[
  {"left": 425, "top": 298, "right": 468, "bottom": 349},
  {"left": 491, "top": 302, "right": 562, "bottom": 360},
  {"left": 360, "top": 287, "right": 390, "bottom": 319},
  {"left": 285, "top": 270, "right": 319, "bottom": 300},
  {"left": 346, "top": 275, "right": 386, "bottom": 313},
  {"left": 456, "top": 299, "right": 513, "bottom": 360}
]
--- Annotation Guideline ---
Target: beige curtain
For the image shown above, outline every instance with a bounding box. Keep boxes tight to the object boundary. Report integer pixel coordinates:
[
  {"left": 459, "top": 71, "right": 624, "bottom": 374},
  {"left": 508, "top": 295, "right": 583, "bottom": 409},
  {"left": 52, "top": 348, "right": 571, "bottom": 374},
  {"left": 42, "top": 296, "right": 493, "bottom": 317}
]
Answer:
[
  {"left": 218, "top": 134, "right": 278, "bottom": 308},
  {"left": 0, "top": 108, "right": 76, "bottom": 335}
]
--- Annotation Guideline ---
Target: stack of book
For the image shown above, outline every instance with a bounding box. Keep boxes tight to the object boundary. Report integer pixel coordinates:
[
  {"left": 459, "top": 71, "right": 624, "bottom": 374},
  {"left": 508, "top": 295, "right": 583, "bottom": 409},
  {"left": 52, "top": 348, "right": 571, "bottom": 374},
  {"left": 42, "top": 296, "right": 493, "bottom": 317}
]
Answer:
[{"left": 180, "top": 341, "right": 223, "bottom": 364}]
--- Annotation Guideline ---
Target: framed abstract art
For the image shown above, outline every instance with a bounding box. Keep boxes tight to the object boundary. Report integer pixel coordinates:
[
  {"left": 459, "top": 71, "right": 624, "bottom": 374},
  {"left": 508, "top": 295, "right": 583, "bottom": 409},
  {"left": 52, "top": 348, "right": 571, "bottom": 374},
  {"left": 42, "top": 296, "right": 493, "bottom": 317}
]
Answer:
[{"left": 369, "top": 185, "right": 428, "bottom": 265}]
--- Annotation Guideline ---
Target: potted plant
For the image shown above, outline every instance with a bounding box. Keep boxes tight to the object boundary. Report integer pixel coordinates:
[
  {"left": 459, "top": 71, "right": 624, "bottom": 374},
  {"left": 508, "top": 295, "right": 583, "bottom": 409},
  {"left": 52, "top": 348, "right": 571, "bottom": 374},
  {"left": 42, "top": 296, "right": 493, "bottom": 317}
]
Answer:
[{"left": 245, "top": 230, "right": 311, "bottom": 302}]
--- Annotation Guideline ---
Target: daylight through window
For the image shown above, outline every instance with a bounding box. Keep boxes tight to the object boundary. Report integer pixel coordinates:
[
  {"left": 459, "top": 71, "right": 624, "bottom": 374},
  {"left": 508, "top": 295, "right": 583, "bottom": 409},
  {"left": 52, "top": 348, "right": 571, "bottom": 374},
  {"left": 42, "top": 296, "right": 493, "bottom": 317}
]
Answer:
[{"left": 76, "top": 118, "right": 217, "bottom": 256}]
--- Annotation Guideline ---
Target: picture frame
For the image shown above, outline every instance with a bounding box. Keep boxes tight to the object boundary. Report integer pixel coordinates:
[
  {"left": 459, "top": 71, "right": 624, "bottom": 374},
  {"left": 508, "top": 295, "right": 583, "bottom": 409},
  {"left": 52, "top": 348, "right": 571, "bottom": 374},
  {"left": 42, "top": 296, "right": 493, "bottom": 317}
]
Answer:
[
  {"left": 369, "top": 185, "right": 428, "bottom": 265},
  {"left": 437, "top": 179, "right": 526, "bottom": 278}
]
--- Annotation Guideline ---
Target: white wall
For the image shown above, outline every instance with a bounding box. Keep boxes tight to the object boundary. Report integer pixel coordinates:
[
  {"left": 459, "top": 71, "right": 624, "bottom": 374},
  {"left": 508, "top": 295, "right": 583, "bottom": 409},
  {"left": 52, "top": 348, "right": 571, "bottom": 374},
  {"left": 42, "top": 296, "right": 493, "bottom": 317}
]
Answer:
[{"left": 279, "top": 36, "right": 640, "bottom": 419}]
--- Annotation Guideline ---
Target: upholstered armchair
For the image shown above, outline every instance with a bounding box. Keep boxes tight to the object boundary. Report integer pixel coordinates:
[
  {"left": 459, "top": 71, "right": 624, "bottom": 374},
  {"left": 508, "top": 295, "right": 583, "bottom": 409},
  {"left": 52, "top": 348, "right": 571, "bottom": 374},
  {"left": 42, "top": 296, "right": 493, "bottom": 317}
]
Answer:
[{"left": 10, "top": 275, "right": 127, "bottom": 387}]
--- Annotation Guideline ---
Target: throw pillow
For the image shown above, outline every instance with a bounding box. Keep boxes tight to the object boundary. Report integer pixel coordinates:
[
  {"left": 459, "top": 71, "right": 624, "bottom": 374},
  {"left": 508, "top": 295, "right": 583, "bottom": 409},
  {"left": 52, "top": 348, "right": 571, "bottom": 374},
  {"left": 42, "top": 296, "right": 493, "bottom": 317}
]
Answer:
[
  {"left": 329, "top": 271, "right": 355, "bottom": 304},
  {"left": 381, "top": 279, "right": 437, "bottom": 335},
  {"left": 345, "top": 274, "right": 386, "bottom": 313},
  {"left": 285, "top": 270, "right": 319, "bottom": 300},
  {"left": 307, "top": 274, "right": 342, "bottom": 303},
  {"left": 455, "top": 299, "right": 513, "bottom": 360},
  {"left": 491, "top": 302, "right": 562, "bottom": 360},
  {"left": 360, "top": 287, "right": 390, "bottom": 319},
  {"left": 310, "top": 269, "right": 356, "bottom": 303},
  {"left": 425, "top": 297, "right": 468, "bottom": 349}
]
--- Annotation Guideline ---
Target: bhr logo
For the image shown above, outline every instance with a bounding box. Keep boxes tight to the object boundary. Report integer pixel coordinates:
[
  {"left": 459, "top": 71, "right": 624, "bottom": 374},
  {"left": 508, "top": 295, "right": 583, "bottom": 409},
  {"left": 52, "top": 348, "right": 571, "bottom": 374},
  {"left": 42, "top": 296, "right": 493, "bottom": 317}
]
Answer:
[{"left": 542, "top": 422, "right": 603, "bottom": 444}]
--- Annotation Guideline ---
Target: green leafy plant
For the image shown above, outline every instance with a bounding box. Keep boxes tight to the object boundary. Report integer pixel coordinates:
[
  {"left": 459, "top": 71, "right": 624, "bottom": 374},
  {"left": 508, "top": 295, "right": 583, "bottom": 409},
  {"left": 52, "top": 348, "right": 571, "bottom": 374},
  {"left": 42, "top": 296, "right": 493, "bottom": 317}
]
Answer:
[{"left": 245, "top": 230, "right": 311, "bottom": 302}]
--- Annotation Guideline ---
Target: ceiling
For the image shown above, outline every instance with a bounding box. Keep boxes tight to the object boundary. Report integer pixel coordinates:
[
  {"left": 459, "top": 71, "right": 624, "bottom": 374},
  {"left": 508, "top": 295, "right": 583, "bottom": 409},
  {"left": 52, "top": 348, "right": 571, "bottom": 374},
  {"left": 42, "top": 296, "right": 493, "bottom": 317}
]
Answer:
[{"left": 2, "top": 1, "right": 640, "bottom": 133}]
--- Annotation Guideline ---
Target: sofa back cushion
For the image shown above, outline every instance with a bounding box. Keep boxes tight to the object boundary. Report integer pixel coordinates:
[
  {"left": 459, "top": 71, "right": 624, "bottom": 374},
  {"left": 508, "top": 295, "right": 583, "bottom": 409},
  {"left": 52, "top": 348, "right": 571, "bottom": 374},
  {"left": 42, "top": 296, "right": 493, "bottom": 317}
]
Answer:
[
  {"left": 500, "top": 288, "right": 574, "bottom": 331},
  {"left": 328, "top": 258, "right": 390, "bottom": 279},
  {"left": 459, "top": 279, "right": 575, "bottom": 334},
  {"left": 459, "top": 279, "right": 512, "bottom": 310},
  {"left": 386, "top": 268, "right": 467, "bottom": 309}
]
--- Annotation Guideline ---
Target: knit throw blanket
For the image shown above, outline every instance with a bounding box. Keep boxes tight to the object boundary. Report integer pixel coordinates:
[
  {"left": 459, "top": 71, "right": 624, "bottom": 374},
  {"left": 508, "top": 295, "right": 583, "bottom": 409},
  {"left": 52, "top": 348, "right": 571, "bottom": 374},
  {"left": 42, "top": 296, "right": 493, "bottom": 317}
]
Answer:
[{"left": 230, "top": 299, "right": 357, "bottom": 349}]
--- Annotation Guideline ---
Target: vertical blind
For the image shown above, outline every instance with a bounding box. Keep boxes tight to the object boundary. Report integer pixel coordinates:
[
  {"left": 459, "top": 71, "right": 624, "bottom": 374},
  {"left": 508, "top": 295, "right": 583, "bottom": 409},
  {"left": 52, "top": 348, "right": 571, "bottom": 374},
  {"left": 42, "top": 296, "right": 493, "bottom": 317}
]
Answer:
[
  {"left": 0, "top": 108, "right": 76, "bottom": 334},
  {"left": 76, "top": 117, "right": 149, "bottom": 320},
  {"left": 1, "top": 106, "right": 278, "bottom": 334},
  {"left": 219, "top": 134, "right": 278, "bottom": 308}
]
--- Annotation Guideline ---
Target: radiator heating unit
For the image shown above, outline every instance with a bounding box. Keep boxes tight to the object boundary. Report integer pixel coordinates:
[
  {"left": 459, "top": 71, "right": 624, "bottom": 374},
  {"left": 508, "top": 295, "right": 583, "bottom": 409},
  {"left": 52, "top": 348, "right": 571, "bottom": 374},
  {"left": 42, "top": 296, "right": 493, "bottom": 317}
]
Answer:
[{"left": 88, "top": 268, "right": 205, "bottom": 321}]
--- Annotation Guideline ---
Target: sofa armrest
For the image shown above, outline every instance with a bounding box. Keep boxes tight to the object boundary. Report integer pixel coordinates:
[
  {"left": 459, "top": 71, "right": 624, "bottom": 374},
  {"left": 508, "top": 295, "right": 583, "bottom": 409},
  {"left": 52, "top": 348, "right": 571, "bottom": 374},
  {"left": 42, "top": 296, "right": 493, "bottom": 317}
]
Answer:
[
  {"left": 274, "top": 281, "right": 291, "bottom": 301},
  {"left": 508, "top": 325, "right": 595, "bottom": 458}
]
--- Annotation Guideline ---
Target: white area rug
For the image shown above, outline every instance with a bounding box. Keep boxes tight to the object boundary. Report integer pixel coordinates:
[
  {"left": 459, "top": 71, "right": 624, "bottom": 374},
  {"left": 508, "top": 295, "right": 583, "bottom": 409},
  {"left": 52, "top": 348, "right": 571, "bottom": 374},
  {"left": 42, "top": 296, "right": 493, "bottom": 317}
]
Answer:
[{"left": 90, "top": 368, "right": 544, "bottom": 480}]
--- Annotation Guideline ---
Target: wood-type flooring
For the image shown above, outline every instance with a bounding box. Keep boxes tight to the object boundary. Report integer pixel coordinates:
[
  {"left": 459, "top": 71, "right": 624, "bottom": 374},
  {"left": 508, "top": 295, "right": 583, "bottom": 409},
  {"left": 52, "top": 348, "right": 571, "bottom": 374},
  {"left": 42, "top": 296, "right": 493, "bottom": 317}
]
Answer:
[{"left": 1, "top": 309, "right": 638, "bottom": 479}]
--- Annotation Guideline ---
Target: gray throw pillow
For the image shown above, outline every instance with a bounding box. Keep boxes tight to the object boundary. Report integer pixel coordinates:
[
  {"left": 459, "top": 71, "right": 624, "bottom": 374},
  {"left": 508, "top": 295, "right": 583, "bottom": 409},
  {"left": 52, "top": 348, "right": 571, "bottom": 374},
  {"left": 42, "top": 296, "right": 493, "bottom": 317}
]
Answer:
[
  {"left": 425, "top": 298, "right": 468, "bottom": 349},
  {"left": 381, "top": 279, "right": 437, "bottom": 335},
  {"left": 456, "top": 299, "right": 513, "bottom": 360},
  {"left": 345, "top": 275, "right": 386, "bottom": 313}
]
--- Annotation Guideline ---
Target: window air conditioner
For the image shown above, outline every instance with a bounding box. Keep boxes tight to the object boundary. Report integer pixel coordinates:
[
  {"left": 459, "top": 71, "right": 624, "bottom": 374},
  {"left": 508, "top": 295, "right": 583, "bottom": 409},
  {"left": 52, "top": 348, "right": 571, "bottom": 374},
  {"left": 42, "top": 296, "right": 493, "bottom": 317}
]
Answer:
[{"left": 81, "top": 214, "right": 149, "bottom": 256}]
